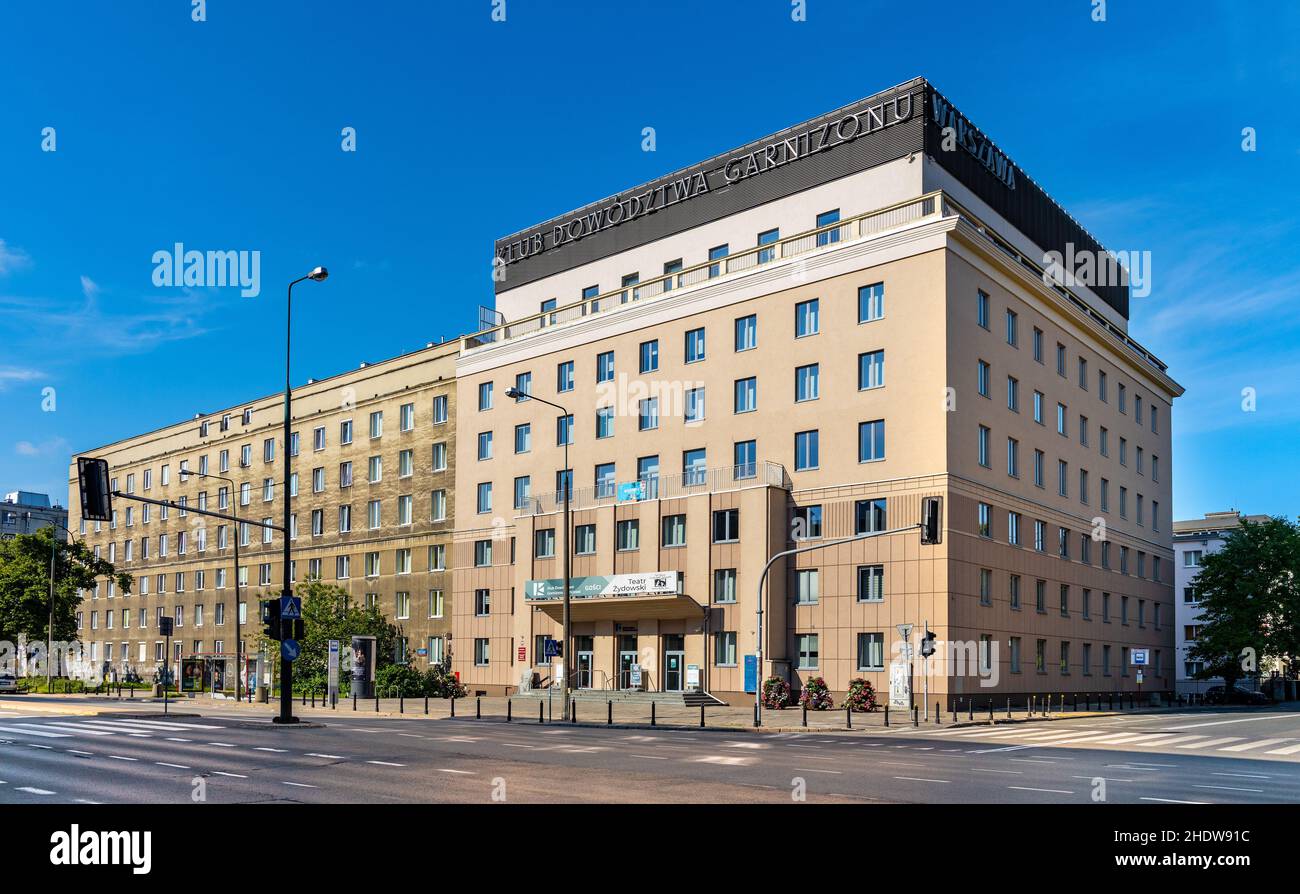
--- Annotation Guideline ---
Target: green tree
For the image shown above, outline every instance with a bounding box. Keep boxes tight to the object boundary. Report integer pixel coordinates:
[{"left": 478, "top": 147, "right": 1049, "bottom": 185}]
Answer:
[
  {"left": 259, "top": 578, "right": 401, "bottom": 692},
  {"left": 1187, "top": 516, "right": 1300, "bottom": 688},
  {"left": 0, "top": 528, "right": 131, "bottom": 647}
]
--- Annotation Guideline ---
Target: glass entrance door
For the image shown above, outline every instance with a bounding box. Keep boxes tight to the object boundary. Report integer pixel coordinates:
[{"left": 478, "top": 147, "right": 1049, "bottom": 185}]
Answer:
[
  {"left": 618, "top": 634, "right": 638, "bottom": 689},
  {"left": 575, "top": 635, "right": 594, "bottom": 689},
  {"left": 664, "top": 634, "right": 685, "bottom": 692}
]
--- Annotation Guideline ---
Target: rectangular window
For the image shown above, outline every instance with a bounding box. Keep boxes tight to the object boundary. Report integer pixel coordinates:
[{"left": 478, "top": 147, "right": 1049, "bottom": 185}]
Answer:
[
  {"left": 616, "top": 519, "right": 639, "bottom": 552},
  {"left": 715, "top": 632, "right": 738, "bottom": 667},
  {"left": 796, "top": 569, "right": 819, "bottom": 604},
  {"left": 684, "top": 387, "right": 705, "bottom": 424},
  {"left": 978, "top": 425, "right": 990, "bottom": 468},
  {"left": 683, "top": 448, "right": 707, "bottom": 485},
  {"left": 854, "top": 498, "right": 887, "bottom": 534},
  {"left": 661, "top": 514, "right": 686, "bottom": 547},
  {"left": 734, "top": 314, "right": 757, "bottom": 351},
  {"left": 979, "top": 568, "right": 992, "bottom": 605},
  {"left": 858, "top": 282, "right": 884, "bottom": 323},
  {"left": 1009, "top": 574, "right": 1021, "bottom": 610},
  {"left": 685, "top": 327, "right": 706, "bottom": 363},
  {"left": 858, "top": 350, "right": 884, "bottom": 390},
  {"left": 797, "top": 634, "right": 819, "bottom": 670},
  {"left": 856, "top": 632, "right": 885, "bottom": 671},
  {"left": 977, "top": 290, "right": 989, "bottom": 329},
  {"left": 795, "top": 298, "right": 819, "bottom": 337},
  {"left": 573, "top": 524, "right": 596, "bottom": 555},
  {"left": 370, "top": 410, "right": 384, "bottom": 437},
  {"left": 639, "top": 339, "right": 659, "bottom": 373},
  {"left": 556, "top": 360, "right": 574, "bottom": 393},
  {"left": 513, "top": 476, "right": 531, "bottom": 510},
  {"left": 1007, "top": 437, "right": 1019, "bottom": 477},
  {"left": 476, "top": 482, "right": 492, "bottom": 514},
  {"left": 556, "top": 414, "right": 574, "bottom": 446},
  {"left": 816, "top": 209, "right": 840, "bottom": 245},
  {"left": 1006, "top": 308, "right": 1018, "bottom": 345},
  {"left": 795, "top": 363, "right": 819, "bottom": 402},
  {"left": 858, "top": 419, "right": 885, "bottom": 463},
  {"left": 712, "top": 508, "right": 740, "bottom": 543},
  {"left": 794, "top": 430, "right": 819, "bottom": 471},
  {"left": 978, "top": 502, "right": 992, "bottom": 538},
  {"left": 734, "top": 377, "right": 757, "bottom": 413},
  {"left": 757, "top": 228, "right": 779, "bottom": 264},
  {"left": 793, "top": 505, "right": 823, "bottom": 539},
  {"left": 734, "top": 440, "right": 756, "bottom": 480},
  {"left": 534, "top": 528, "right": 555, "bottom": 558},
  {"left": 595, "top": 463, "right": 616, "bottom": 499},
  {"left": 714, "top": 568, "right": 737, "bottom": 603},
  {"left": 977, "top": 360, "right": 989, "bottom": 397},
  {"left": 707, "top": 243, "right": 729, "bottom": 277},
  {"left": 596, "top": 406, "right": 615, "bottom": 439},
  {"left": 857, "top": 565, "right": 884, "bottom": 602},
  {"left": 596, "top": 351, "right": 615, "bottom": 383}
]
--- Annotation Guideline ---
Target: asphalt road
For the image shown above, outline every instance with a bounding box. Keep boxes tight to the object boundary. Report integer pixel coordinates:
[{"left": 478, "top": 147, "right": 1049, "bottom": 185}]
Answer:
[{"left": 2, "top": 698, "right": 1298, "bottom": 805}]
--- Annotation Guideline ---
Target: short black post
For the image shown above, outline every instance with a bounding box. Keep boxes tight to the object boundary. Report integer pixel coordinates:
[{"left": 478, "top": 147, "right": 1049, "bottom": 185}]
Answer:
[
  {"left": 375, "top": 694, "right": 379, "bottom": 712},
  {"left": 700, "top": 705, "right": 706, "bottom": 729},
  {"left": 952, "top": 703, "right": 957, "bottom": 723},
  {"left": 884, "top": 703, "right": 890, "bottom": 727},
  {"left": 539, "top": 700, "right": 544, "bottom": 724},
  {"left": 651, "top": 702, "right": 656, "bottom": 727},
  {"left": 935, "top": 702, "right": 940, "bottom": 724},
  {"left": 912, "top": 705, "right": 919, "bottom": 727},
  {"left": 301, "top": 689, "right": 306, "bottom": 706},
  {"left": 311, "top": 690, "right": 315, "bottom": 708},
  {"left": 608, "top": 700, "right": 612, "bottom": 725},
  {"left": 506, "top": 699, "right": 512, "bottom": 722},
  {"left": 129, "top": 686, "right": 134, "bottom": 699},
  {"left": 450, "top": 695, "right": 456, "bottom": 718},
  {"left": 353, "top": 691, "right": 357, "bottom": 711},
  {"left": 424, "top": 695, "right": 429, "bottom": 715},
  {"left": 753, "top": 704, "right": 760, "bottom": 728},
  {"left": 569, "top": 698, "right": 575, "bottom": 723},
  {"left": 802, "top": 703, "right": 808, "bottom": 728},
  {"left": 1006, "top": 697, "right": 1011, "bottom": 719},
  {"left": 399, "top": 694, "right": 404, "bottom": 714},
  {"left": 845, "top": 706, "right": 852, "bottom": 729},
  {"left": 477, "top": 696, "right": 481, "bottom": 719},
  {"left": 988, "top": 700, "right": 993, "bottom": 721},
  {"left": 968, "top": 698, "right": 973, "bottom": 721}
]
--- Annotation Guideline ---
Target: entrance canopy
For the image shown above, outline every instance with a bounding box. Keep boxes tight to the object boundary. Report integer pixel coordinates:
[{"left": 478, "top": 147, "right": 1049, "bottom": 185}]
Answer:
[{"left": 532, "top": 593, "right": 705, "bottom": 623}]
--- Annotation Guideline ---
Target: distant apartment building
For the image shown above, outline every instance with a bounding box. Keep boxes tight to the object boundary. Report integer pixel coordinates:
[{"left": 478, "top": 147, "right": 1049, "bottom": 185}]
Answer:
[
  {"left": 67, "top": 342, "right": 457, "bottom": 683},
  {"left": 453, "top": 77, "right": 1182, "bottom": 703},
  {"left": 1173, "top": 509, "right": 1272, "bottom": 695},
  {"left": 1, "top": 490, "right": 68, "bottom": 540}
]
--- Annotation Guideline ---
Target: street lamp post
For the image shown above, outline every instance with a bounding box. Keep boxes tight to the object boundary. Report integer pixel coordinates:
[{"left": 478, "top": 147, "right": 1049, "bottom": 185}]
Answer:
[
  {"left": 754, "top": 522, "right": 922, "bottom": 727},
  {"left": 505, "top": 387, "right": 571, "bottom": 704},
  {"left": 184, "top": 469, "right": 241, "bottom": 702},
  {"left": 277, "top": 266, "right": 328, "bottom": 725},
  {"left": 44, "top": 520, "right": 78, "bottom": 691}
]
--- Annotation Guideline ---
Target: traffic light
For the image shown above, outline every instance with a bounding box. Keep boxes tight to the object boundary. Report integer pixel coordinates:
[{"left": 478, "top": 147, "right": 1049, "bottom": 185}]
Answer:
[
  {"left": 77, "top": 457, "right": 113, "bottom": 522},
  {"left": 920, "top": 630, "right": 937, "bottom": 657},
  {"left": 920, "top": 496, "right": 942, "bottom": 545},
  {"left": 290, "top": 619, "right": 305, "bottom": 641},
  {"left": 261, "top": 599, "right": 282, "bottom": 641}
]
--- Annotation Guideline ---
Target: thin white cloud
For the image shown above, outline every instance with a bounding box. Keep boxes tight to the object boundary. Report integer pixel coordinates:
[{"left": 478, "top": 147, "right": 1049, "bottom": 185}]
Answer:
[
  {"left": 0, "top": 239, "right": 32, "bottom": 276},
  {"left": 14, "top": 436, "right": 68, "bottom": 458},
  {"left": 80, "top": 275, "right": 101, "bottom": 299},
  {"left": 0, "top": 365, "right": 44, "bottom": 391}
]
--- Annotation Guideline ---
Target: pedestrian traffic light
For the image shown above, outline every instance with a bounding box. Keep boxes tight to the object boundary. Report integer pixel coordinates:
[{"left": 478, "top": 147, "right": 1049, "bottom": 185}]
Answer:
[
  {"left": 290, "top": 619, "right": 305, "bottom": 641},
  {"left": 261, "top": 599, "right": 282, "bottom": 641},
  {"left": 920, "top": 630, "right": 937, "bottom": 657},
  {"left": 920, "top": 496, "right": 942, "bottom": 545},
  {"left": 77, "top": 457, "right": 113, "bottom": 522}
]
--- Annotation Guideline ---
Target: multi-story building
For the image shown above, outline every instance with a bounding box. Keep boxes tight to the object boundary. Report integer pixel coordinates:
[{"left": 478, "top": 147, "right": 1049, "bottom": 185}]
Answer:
[
  {"left": 453, "top": 77, "right": 1182, "bottom": 704},
  {"left": 1, "top": 490, "right": 68, "bottom": 540},
  {"left": 67, "top": 342, "right": 458, "bottom": 684},
  {"left": 1173, "top": 509, "right": 1272, "bottom": 696}
]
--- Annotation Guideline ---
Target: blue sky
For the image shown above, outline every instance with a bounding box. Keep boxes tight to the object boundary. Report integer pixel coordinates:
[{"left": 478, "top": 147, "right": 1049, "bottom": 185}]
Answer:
[{"left": 1, "top": 0, "right": 1297, "bottom": 519}]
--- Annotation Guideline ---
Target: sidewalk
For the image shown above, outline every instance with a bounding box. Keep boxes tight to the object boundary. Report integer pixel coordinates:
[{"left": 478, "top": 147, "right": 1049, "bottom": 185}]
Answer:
[{"left": 4, "top": 691, "right": 1256, "bottom": 734}]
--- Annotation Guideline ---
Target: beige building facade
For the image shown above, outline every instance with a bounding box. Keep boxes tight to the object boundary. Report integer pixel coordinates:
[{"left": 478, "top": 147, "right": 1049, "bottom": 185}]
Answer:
[
  {"left": 67, "top": 341, "right": 458, "bottom": 686},
  {"left": 452, "top": 78, "right": 1182, "bottom": 705}
]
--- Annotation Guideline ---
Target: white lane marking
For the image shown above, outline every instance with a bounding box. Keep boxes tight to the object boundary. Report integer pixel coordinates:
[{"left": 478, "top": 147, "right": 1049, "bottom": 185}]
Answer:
[
  {"left": 366, "top": 760, "right": 404, "bottom": 767},
  {"left": 893, "top": 776, "right": 951, "bottom": 783},
  {"left": 1070, "top": 775, "right": 1135, "bottom": 782},
  {"left": 1264, "top": 743, "right": 1300, "bottom": 756},
  {"left": 27, "top": 743, "right": 53, "bottom": 750},
  {"left": 1212, "top": 772, "right": 1271, "bottom": 780},
  {"left": 397, "top": 733, "right": 425, "bottom": 739},
  {"left": 67, "top": 749, "right": 94, "bottom": 756},
  {"left": 692, "top": 755, "right": 753, "bottom": 766},
  {"left": 1073, "top": 733, "right": 1158, "bottom": 745},
  {"left": 1164, "top": 714, "right": 1292, "bottom": 730},
  {"left": 0, "top": 724, "right": 68, "bottom": 738},
  {"left": 305, "top": 753, "right": 345, "bottom": 759},
  {"left": 1125, "top": 735, "right": 1205, "bottom": 748},
  {"left": 1142, "top": 797, "right": 1208, "bottom": 804},
  {"left": 502, "top": 743, "right": 535, "bottom": 749},
  {"left": 1193, "top": 784, "right": 1265, "bottom": 793},
  {"left": 15, "top": 723, "right": 114, "bottom": 736},
  {"left": 969, "top": 744, "right": 1042, "bottom": 754},
  {"left": 1030, "top": 732, "right": 1138, "bottom": 746},
  {"left": 107, "top": 755, "right": 138, "bottom": 761},
  {"left": 206, "top": 742, "right": 238, "bottom": 748},
  {"left": 971, "top": 768, "right": 1023, "bottom": 775},
  {"left": 165, "top": 738, "right": 191, "bottom": 743},
  {"left": 1219, "top": 739, "right": 1289, "bottom": 753},
  {"left": 95, "top": 719, "right": 225, "bottom": 731},
  {"left": 75, "top": 722, "right": 168, "bottom": 734},
  {"left": 254, "top": 747, "right": 287, "bottom": 753},
  {"left": 1177, "top": 737, "right": 1243, "bottom": 749},
  {"left": 630, "top": 754, "right": 667, "bottom": 760},
  {"left": 437, "top": 768, "right": 474, "bottom": 775},
  {"left": 1008, "top": 758, "right": 1058, "bottom": 764},
  {"left": 156, "top": 762, "right": 190, "bottom": 769},
  {"left": 213, "top": 772, "right": 247, "bottom": 778},
  {"left": 74, "top": 798, "right": 101, "bottom": 804},
  {"left": 282, "top": 782, "right": 316, "bottom": 788},
  {"left": 794, "top": 767, "right": 843, "bottom": 775},
  {"left": 16, "top": 787, "right": 55, "bottom": 795},
  {"left": 1008, "top": 786, "right": 1074, "bottom": 794},
  {"left": 438, "top": 736, "right": 481, "bottom": 743}
]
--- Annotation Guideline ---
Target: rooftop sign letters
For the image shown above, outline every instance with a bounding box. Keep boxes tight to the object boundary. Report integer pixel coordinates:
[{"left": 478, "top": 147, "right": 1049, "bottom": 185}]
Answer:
[
  {"left": 929, "top": 89, "right": 1016, "bottom": 190},
  {"left": 496, "top": 92, "right": 915, "bottom": 267}
]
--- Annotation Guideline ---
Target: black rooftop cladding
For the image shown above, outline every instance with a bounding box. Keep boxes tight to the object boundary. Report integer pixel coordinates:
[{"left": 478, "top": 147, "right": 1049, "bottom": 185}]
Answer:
[{"left": 492, "top": 77, "right": 1130, "bottom": 322}]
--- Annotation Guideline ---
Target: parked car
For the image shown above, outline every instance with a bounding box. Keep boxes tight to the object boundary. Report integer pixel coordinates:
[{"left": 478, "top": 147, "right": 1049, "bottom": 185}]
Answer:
[
  {"left": 1203, "top": 685, "right": 1270, "bottom": 705},
  {"left": 0, "top": 673, "right": 19, "bottom": 694}
]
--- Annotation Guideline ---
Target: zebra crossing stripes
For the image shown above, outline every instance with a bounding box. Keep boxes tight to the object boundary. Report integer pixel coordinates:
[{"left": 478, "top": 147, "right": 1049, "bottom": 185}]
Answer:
[{"left": 0, "top": 717, "right": 226, "bottom": 741}]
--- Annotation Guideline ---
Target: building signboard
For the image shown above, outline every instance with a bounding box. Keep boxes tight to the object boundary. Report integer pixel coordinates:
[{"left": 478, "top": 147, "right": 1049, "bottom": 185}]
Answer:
[{"left": 525, "top": 571, "right": 680, "bottom": 600}]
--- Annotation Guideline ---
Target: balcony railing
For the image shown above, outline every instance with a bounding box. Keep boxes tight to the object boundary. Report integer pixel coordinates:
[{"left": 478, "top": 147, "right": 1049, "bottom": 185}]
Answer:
[
  {"left": 521, "top": 460, "right": 789, "bottom": 516},
  {"left": 464, "top": 193, "right": 942, "bottom": 352}
]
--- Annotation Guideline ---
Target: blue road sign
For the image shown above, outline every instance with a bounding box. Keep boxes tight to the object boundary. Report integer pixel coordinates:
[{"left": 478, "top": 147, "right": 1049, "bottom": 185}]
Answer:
[
  {"left": 743, "top": 654, "right": 758, "bottom": 693},
  {"left": 280, "top": 596, "right": 302, "bottom": 620},
  {"left": 544, "top": 638, "right": 561, "bottom": 658},
  {"left": 281, "top": 639, "right": 301, "bottom": 662}
]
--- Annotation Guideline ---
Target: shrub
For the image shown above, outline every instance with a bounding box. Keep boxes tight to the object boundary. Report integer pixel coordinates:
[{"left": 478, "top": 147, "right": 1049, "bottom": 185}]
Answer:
[
  {"left": 761, "top": 675, "right": 791, "bottom": 709},
  {"left": 422, "top": 664, "right": 468, "bottom": 699},
  {"left": 843, "top": 678, "right": 879, "bottom": 712},
  {"left": 375, "top": 663, "right": 425, "bottom": 698},
  {"left": 798, "top": 676, "right": 834, "bottom": 710}
]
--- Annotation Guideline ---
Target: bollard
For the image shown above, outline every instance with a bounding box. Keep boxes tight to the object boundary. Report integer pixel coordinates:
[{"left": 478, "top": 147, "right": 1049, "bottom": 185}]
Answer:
[
  {"left": 425, "top": 695, "right": 429, "bottom": 715},
  {"left": 506, "top": 698, "right": 512, "bottom": 722},
  {"left": 129, "top": 686, "right": 134, "bottom": 700},
  {"left": 651, "top": 702, "right": 657, "bottom": 727},
  {"left": 477, "top": 697, "right": 482, "bottom": 720},
  {"left": 754, "top": 704, "right": 760, "bottom": 728},
  {"left": 846, "top": 706, "right": 852, "bottom": 729},
  {"left": 451, "top": 695, "right": 456, "bottom": 718},
  {"left": 968, "top": 698, "right": 973, "bottom": 721},
  {"left": 1006, "top": 697, "right": 1011, "bottom": 719},
  {"left": 912, "top": 705, "right": 919, "bottom": 727},
  {"left": 400, "top": 694, "right": 404, "bottom": 714},
  {"left": 570, "top": 699, "right": 576, "bottom": 724},
  {"left": 302, "top": 689, "right": 306, "bottom": 706},
  {"left": 375, "top": 694, "right": 380, "bottom": 713},
  {"left": 353, "top": 692, "right": 357, "bottom": 711},
  {"left": 311, "top": 690, "right": 316, "bottom": 708},
  {"left": 988, "top": 700, "right": 993, "bottom": 721},
  {"left": 539, "top": 700, "right": 544, "bottom": 724},
  {"left": 935, "top": 702, "right": 940, "bottom": 724},
  {"left": 802, "top": 703, "right": 808, "bottom": 728},
  {"left": 608, "top": 700, "right": 613, "bottom": 725},
  {"left": 952, "top": 703, "right": 957, "bottom": 723},
  {"left": 700, "top": 705, "right": 706, "bottom": 729}
]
